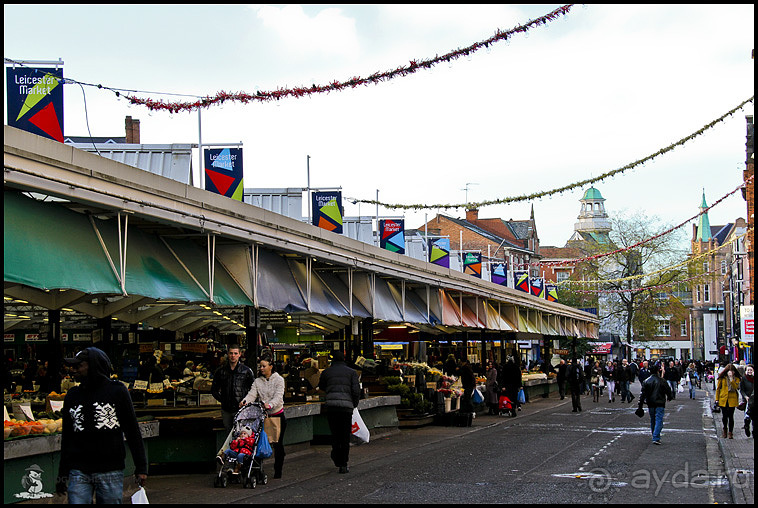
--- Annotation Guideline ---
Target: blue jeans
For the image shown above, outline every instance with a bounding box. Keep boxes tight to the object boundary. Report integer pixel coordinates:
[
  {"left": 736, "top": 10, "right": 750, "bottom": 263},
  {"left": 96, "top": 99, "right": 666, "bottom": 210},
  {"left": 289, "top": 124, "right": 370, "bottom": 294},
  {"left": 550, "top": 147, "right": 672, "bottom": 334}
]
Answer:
[
  {"left": 668, "top": 380, "right": 678, "bottom": 398},
  {"left": 67, "top": 469, "right": 124, "bottom": 504},
  {"left": 648, "top": 406, "right": 665, "bottom": 442},
  {"left": 689, "top": 383, "right": 696, "bottom": 399},
  {"left": 223, "top": 449, "right": 251, "bottom": 464}
]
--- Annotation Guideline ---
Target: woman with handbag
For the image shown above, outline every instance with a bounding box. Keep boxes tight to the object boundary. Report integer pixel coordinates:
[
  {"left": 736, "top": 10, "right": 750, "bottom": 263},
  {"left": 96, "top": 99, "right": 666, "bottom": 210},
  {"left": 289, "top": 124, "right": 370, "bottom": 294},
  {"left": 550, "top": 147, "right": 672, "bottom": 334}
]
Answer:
[
  {"left": 715, "top": 363, "right": 742, "bottom": 439},
  {"left": 484, "top": 362, "right": 499, "bottom": 415},
  {"left": 740, "top": 364, "right": 754, "bottom": 437},
  {"left": 241, "top": 358, "right": 287, "bottom": 478},
  {"left": 590, "top": 361, "right": 603, "bottom": 403},
  {"left": 603, "top": 361, "right": 615, "bottom": 403}
]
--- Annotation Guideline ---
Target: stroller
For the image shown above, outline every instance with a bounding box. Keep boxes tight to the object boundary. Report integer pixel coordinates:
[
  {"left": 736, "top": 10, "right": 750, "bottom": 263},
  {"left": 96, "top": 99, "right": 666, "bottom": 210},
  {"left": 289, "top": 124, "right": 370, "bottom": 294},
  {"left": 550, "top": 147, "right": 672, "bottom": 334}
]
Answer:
[
  {"left": 498, "top": 395, "right": 517, "bottom": 417},
  {"left": 214, "top": 402, "right": 269, "bottom": 489}
]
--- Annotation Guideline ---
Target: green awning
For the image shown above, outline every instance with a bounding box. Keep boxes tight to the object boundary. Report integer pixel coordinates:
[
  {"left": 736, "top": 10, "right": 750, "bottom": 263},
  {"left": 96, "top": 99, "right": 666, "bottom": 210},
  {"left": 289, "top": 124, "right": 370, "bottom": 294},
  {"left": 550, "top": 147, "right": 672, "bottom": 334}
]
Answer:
[{"left": 4, "top": 191, "right": 121, "bottom": 294}]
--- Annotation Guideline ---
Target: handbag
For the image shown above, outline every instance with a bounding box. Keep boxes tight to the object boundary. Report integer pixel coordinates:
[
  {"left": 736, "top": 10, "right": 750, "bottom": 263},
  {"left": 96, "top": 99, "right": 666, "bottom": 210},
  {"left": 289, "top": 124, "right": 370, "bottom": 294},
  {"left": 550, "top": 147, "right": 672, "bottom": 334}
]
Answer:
[
  {"left": 255, "top": 429, "right": 273, "bottom": 458},
  {"left": 590, "top": 376, "right": 599, "bottom": 385},
  {"left": 634, "top": 403, "right": 645, "bottom": 418},
  {"left": 351, "top": 408, "right": 370, "bottom": 443},
  {"left": 737, "top": 401, "right": 747, "bottom": 411},
  {"left": 472, "top": 387, "right": 484, "bottom": 404},
  {"left": 517, "top": 387, "right": 526, "bottom": 404},
  {"left": 712, "top": 401, "right": 721, "bottom": 413},
  {"left": 264, "top": 417, "right": 282, "bottom": 444}
]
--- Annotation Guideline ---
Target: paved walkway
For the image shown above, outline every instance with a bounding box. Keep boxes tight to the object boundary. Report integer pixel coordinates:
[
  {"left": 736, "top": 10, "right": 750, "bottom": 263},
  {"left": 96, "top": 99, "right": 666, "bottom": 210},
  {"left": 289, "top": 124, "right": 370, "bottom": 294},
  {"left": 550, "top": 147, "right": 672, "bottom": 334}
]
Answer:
[{"left": 704, "top": 383, "right": 754, "bottom": 504}]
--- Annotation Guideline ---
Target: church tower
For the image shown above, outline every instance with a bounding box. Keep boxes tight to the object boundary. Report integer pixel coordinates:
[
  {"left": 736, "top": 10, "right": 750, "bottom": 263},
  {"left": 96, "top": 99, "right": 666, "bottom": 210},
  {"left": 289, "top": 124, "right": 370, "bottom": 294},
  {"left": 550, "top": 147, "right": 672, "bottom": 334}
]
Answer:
[{"left": 567, "top": 186, "right": 612, "bottom": 245}]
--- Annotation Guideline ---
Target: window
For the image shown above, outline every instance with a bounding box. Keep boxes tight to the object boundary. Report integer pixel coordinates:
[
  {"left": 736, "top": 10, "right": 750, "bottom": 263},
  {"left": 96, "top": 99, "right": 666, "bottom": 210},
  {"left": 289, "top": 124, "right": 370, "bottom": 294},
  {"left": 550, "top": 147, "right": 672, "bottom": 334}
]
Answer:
[
  {"left": 556, "top": 271, "right": 569, "bottom": 283},
  {"left": 681, "top": 322, "right": 687, "bottom": 336},
  {"left": 721, "top": 260, "right": 727, "bottom": 275},
  {"left": 658, "top": 321, "right": 670, "bottom": 336},
  {"left": 703, "top": 284, "right": 710, "bottom": 302},
  {"left": 696, "top": 285, "right": 702, "bottom": 302},
  {"left": 703, "top": 261, "right": 709, "bottom": 272}
]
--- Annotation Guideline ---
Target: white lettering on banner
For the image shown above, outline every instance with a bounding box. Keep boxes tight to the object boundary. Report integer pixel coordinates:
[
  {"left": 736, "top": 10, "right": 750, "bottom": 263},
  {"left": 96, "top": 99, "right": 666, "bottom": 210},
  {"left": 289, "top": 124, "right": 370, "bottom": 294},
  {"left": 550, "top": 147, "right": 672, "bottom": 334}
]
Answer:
[
  {"left": 210, "top": 153, "right": 237, "bottom": 161},
  {"left": 742, "top": 305, "right": 754, "bottom": 343}
]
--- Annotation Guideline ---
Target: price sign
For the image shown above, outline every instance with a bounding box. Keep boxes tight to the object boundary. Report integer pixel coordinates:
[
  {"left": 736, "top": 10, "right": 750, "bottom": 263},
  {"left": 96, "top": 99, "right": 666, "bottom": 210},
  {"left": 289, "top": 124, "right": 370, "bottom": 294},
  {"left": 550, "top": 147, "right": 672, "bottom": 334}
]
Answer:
[
  {"left": 49, "top": 400, "right": 64, "bottom": 412},
  {"left": 133, "top": 380, "right": 148, "bottom": 391}
]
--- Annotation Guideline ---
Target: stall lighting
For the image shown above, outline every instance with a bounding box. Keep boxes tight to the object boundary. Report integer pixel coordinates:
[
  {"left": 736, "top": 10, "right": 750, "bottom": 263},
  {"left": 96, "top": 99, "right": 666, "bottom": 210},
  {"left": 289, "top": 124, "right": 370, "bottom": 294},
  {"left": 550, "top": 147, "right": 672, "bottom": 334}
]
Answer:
[
  {"left": 62, "top": 308, "right": 74, "bottom": 312},
  {"left": 4, "top": 297, "right": 12, "bottom": 301},
  {"left": 387, "top": 325, "right": 407, "bottom": 329},
  {"left": 15, "top": 299, "right": 28, "bottom": 304},
  {"left": 6, "top": 314, "right": 18, "bottom": 318},
  {"left": 213, "top": 311, "right": 223, "bottom": 316}
]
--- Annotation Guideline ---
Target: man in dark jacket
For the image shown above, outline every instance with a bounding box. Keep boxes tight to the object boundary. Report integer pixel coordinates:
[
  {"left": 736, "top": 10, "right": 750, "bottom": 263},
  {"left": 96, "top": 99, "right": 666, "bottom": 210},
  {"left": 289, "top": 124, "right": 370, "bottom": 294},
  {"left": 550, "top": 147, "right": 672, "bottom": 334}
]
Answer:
[
  {"left": 56, "top": 348, "right": 147, "bottom": 503},
  {"left": 639, "top": 364, "right": 674, "bottom": 445},
  {"left": 663, "top": 360, "right": 681, "bottom": 399},
  {"left": 211, "top": 344, "right": 255, "bottom": 432},
  {"left": 458, "top": 359, "right": 476, "bottom": 413},
  {"left": 556, "top": 360, "right": 568, "bottom": 400},
  {"left": 638, "top": 360, "right": 651, "bottom": 384},
  {"left": 318, "top": 351, "right": 360, "bottom": 474},
  {"left": 567, "top": 359, "right": 585, "bottom": 412}
]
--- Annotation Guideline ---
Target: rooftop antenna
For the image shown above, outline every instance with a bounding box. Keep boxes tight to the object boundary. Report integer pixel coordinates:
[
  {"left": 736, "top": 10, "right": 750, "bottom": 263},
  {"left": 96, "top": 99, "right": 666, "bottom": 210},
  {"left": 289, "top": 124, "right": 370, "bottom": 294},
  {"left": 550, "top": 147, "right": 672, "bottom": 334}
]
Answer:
[{"left": 462, "top": 182, "right": 478, "bottom": 208}]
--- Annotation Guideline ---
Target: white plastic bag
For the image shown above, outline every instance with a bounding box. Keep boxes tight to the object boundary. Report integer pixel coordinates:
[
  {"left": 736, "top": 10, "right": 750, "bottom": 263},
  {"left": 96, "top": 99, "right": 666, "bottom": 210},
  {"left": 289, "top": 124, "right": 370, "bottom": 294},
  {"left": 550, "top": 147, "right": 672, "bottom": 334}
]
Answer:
[
  {"left": 131, "top": 486, "right": 149, "bottom": 504},
  {"left": 351, "top": 408, "right": 370, "bottom": 443},
  {"left": 677, "top": 383, "right": 684, "bottom": 394}
]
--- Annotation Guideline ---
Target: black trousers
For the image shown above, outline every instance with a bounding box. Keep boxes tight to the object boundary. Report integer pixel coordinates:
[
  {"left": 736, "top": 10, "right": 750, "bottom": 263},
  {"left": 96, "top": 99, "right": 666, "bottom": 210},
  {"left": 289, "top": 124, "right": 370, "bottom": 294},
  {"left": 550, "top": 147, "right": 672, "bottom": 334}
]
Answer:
[
  {"left": 570, "top": 385, "right": 582, "bottom": 410},
  {"left": 268, "top": 412, "right": 287, "bottom": 475},
  {"left": 326, "top": 410, "right": 353, "bottom": 467},
  {"left": 721, "top": 406, "right": 735, "bottom": 433},
  {"left": 558, "top": 380, "right": 566, "bottom": 399}
]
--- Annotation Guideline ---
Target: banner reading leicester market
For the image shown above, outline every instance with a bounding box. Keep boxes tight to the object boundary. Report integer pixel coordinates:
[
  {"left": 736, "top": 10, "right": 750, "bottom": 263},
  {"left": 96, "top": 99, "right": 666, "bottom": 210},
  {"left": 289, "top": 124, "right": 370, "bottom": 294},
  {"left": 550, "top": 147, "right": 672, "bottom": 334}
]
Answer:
[
  {"left": 545, "top": 284, "right": 559, "bottom": 302},
  {"left": 530, "top": 277, "right": 545, "bottom": 298},
  {"left": 514, "top": 271, "right": 530, "bottom": 293},
  {"left": 428, "top": 238, "right": 450, "bottom": 268},
  {"left": 312, "top": 191, "right": 343, "bottom": 234},
  {"left": 6, "top": 66, "right": 64, "bottom": 142},
  {"left": 462, "top": 252, "right": 482, "bottom": 278},
  {"left": 379, "top": 219, "right": 405, "bottom": 254},
  {"left": 490, "top": 262, "right": 508, "bottom": 286},
  {"left": 204, "top": 148, "right": 243, "bottom": 201}
]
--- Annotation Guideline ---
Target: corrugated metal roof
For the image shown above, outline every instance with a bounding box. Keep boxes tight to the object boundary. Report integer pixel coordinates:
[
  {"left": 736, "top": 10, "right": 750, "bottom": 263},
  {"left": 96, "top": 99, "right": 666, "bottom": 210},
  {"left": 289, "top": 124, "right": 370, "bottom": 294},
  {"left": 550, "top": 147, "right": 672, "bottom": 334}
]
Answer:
[{"left": 65, "top": 142, "right": 194, "bottom": 185}]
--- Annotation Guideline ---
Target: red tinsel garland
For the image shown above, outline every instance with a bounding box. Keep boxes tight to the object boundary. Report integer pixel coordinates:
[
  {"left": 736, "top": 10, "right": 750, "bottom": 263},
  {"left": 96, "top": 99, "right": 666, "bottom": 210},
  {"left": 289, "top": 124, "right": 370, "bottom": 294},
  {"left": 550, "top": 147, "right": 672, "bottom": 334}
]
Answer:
[{"left": 123, "top": 5, "right": 574, "bottom": 112}]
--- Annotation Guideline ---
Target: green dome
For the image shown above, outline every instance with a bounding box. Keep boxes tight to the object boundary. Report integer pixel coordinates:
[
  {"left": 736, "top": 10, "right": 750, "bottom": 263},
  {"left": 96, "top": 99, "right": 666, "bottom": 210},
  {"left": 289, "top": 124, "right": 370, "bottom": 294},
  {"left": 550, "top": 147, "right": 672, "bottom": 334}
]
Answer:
[{"left": 582, "top": 187, "right": 604, "bottom": 201}]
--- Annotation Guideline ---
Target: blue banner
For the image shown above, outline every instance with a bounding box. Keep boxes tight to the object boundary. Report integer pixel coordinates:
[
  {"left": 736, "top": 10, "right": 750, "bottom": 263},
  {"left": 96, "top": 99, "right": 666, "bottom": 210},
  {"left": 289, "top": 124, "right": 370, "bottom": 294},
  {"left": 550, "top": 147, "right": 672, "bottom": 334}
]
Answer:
[
  {"left": 6, "top": 66, "right": 64, "bottom": 142},
  {"left": 379, "top": 219, "right": 405, "bottom": 254},
  {"left": 312, "top": 191, "right": 343, "bottom": 234},
  {"left": 490, "top": 262, "right": 508, "bottom": 286},
  {"left": 204, "top": 148, "right": 243, "bottom": 201},
  {"left": 428, "top": 238, "right": 450, "bottom": 268}
]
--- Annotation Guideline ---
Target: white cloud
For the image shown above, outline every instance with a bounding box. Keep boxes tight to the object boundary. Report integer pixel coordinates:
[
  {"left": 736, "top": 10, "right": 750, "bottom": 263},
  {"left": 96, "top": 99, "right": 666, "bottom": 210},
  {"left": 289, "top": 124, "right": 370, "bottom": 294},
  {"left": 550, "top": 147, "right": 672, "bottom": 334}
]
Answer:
[{"left": 252, "top": 5, "right": 359, "bottom": 59}]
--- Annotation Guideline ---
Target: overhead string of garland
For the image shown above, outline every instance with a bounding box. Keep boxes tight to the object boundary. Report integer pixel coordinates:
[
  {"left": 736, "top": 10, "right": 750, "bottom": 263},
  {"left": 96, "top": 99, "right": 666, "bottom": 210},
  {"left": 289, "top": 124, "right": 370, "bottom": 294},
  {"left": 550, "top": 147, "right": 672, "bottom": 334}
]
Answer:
[
  {"left": 555, "top": 228, "right": 752, "bottom": 287},
  {"left": 119, "top": 5, "right": 574, "bottom": 113},
  {"left": 350, "top": 96, "right": 754, "bottom": 210},
  {"left": 505, "top": 173, "right": 754, "bottom": 270},
  {"left": 559, "top": 265, "right": 723, "bottom": 295}
]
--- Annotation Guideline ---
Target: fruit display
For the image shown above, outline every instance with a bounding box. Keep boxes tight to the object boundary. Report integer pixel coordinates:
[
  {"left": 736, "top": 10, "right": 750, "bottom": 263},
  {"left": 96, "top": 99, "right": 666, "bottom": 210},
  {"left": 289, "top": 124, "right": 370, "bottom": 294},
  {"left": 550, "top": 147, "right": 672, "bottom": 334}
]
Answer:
[{"left": 4, "top": 418, "right": 63, "bottom": 440}]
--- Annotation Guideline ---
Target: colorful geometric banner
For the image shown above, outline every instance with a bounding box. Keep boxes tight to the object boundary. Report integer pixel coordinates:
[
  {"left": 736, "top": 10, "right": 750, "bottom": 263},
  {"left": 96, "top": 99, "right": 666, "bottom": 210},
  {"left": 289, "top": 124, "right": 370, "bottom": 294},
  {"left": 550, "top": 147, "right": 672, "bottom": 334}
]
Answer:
[
  {"left": 490, "top": 262, "right": 508, "bottom": 286},
  {"left": 6, "top": 66, "right": 64, "bottom": 142},
  {"left": 312, "top": 191, "right": 343, "bottom": 234},
  {"left": 546, "top": 284, "right": 558, "bottom": 302},
  {"left": 379, "top": 219, "right": 405, "bottom": 254},
  {"left": 428, "top": 238, "right": 450, "bottom": 269},
  {"left": 530, "top": 277, "right": 545, "bottom": 298},
  {"left": 514, "top": 271, "right": 530, "bottom": 293},
  {"left": 204, "top": 148, "right": 243, "bottom": 201},
  {"left": 462, "top": 252, "right": 482, "bottom": 278}
]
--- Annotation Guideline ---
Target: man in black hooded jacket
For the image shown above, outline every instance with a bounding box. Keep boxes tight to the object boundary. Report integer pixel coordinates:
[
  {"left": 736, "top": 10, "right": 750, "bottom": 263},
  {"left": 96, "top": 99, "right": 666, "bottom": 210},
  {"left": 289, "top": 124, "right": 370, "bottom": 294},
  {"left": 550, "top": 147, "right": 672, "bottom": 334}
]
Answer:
[{"left": 56, "top": 347, "right": 147, "bottom": 503}]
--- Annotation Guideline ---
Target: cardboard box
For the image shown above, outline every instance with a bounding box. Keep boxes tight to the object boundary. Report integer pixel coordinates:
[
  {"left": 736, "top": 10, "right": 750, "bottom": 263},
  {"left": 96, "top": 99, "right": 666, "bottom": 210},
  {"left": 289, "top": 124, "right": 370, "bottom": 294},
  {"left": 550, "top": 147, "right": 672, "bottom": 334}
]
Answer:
[{"left": 199, "top": 394, "right": 220, "bottom": 406}]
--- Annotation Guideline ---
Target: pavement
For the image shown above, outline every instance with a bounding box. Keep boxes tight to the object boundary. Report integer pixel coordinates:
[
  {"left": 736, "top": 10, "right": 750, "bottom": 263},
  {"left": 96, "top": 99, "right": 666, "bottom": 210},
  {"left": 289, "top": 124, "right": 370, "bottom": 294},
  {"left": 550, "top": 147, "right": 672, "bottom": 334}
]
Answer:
[{"left": 703, "top": 382, "right": 754, "bottom": 505}]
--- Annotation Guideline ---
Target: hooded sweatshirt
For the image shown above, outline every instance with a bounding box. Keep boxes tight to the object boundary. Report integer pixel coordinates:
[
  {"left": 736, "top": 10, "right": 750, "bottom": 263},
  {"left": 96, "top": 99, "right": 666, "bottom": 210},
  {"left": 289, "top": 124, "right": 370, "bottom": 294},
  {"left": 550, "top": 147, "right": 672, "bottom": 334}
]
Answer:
[{"left": 58, "top": 347, "right": 147, "bottom": 477}]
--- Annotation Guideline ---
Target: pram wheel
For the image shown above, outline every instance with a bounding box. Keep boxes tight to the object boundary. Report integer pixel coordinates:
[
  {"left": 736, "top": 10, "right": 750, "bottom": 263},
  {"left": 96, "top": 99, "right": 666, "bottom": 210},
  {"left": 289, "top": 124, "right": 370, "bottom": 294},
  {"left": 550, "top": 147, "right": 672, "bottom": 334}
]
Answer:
[
  {"left": 244, "top": 476, "right": 257, "bottom": 489},
  {"left": 219, "top": 474, "right": 229, "bottom": 488},
  {"left": 260, "top": 473, "right": 268, "bottom": 485}
]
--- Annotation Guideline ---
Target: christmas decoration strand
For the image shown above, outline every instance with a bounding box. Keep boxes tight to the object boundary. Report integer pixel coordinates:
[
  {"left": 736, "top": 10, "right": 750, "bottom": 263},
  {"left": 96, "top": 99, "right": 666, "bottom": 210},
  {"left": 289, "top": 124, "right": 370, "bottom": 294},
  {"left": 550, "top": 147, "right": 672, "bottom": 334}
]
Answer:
[
  {"left": 556, "top": 228, "right": 751, "bottom": 286},
  {"left": 119, "top": 5, "right": 574, "bottom": 113},
  {"left": 349, "top": 96, "right": 754, "bottom": 210},
  {"left": 508, "top": 174, "right": 754, "bottom": 270},
  {"left": 561, "top": 265, "right": 722, "bottom": 295}
]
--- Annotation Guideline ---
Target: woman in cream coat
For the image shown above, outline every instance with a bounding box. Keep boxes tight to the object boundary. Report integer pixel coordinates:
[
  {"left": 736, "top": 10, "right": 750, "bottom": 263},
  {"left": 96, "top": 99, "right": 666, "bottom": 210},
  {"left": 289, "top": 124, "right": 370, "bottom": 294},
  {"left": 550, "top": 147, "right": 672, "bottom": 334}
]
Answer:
[{"left": 242, "top": 358, "right": 286, "bottom": 478}]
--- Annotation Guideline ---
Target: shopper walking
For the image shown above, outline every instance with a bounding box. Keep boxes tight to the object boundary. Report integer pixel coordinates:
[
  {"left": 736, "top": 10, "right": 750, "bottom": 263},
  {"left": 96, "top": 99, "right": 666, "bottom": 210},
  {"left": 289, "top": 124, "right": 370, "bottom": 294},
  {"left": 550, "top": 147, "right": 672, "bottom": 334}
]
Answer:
[
  {"left": 484, "top": 362, "right": 499, "bottom": 415},
  {"left": 603, "top": 361, "right": 615, "bottom": 402},
  {"left": 715, "top": 363, "right": 742, "bottom": 439},
  {"left": 685, "top": 362, "right": 699, "bottom": 399},
  {"left": 664, "top": 360, "right": 681, "bottom": 399},
  {"left": 590, "top": 361, "right": 603, "bottom": 403},
  {"left": 318, "top": 351, "right": 361, "bottom": 474},
  {"left": 740, "top": 364, "right": 753, "bottom": 437},
  {"left": 502, "top": 357, "right": 522, "bottom": 414},
  {"left": 211, "top": 344, "right": 255, "bottom": 433},
  {"left": 567, "top": 359, "right": 585, "bottom": 412},
  {"left": 56, "top": 348, "right": 147, "bottom": 503},
  {"left": 639, "top": 364, "right": 673, "bottom": 445},
  {"left": 242, "top": 358, "right": 287, "bottom": 478},
  {"left": 458, "top": 359, "right": 476, "bottom": 413},
  {"left": 638, "top": 360, "right": 651, "bottom": 385},
  {"left": 556, "top": 359, "right": 567, "bottom": 400},
  {"left": 619, "top": 359, "right": 634, "bottom": 403}
]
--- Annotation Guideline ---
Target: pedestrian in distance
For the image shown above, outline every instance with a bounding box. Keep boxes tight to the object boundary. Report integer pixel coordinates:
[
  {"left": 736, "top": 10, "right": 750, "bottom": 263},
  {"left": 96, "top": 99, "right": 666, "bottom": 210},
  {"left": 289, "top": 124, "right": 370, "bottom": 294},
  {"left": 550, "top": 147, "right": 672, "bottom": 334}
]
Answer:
[
  {"left": 211, "top": 344, "right": 255, "bottom": 434},
  {"left": 318, "top": 350, "right": 361, "bottom": 474},
  {"left": 56, "top": 347, "right": 147, "bottom": 503},
  {"left": 620, "top": 359, "right": 634, "bottom": 403},
  {"left": 664, "top": 360, "right": 681, "bottom": 399},
  {"left": 685, "top": 362, "right": 699, "bottom": 399},
  {"left": 223, "top": 426, "right": 256, "bottom": 475},
  {"left": 484, "top": 362, "right": 499, "bottom": 415},
  {"left": 603, "top": 361, "right": 615, "bottom": 402},
  {"left": 715, "top": 363, "right": 742, "bottom": 439},
  {"left": 556, "top": 359, "right": 567, "bottom": 400},
  {"left": 567, "top": 359, "right": 584, "bottom": 412},
  {"left": 590, "top": 361, "right": 604, "bottom": 403},
  {"left": 739, "top": 364, "right": 753, "bottom": 437},
  {"left": 639, "top": 363, "right": 673, "bottom": 445},
  {"left": 241, "top": 357, "right": 287, "bottom": 478},
  {"left": 638, "top": 360, "right": 651, "bottom": 384}
]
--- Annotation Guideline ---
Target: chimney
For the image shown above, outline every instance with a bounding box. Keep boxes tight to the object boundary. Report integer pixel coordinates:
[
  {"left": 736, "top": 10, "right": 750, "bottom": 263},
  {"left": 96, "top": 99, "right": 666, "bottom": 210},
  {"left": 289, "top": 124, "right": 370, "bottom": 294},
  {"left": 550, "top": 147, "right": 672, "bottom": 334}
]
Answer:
[
  {"left": 125, "top": 116, "right": 140, "bottom": 144},
  {"left": 466, "top": 208, "right": 479, "bottom": 222}
]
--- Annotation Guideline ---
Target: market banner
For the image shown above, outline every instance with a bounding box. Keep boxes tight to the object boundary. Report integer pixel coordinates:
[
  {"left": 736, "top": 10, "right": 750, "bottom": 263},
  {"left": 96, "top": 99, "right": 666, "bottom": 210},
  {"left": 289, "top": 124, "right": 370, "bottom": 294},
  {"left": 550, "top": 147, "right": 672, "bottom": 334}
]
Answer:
[
  {"left": 428, "top": 238, "right": 450, "bottom": 268},
  {"left": 545, "top": 284, "right": 559, "bottom": 302},
  {"left": 462, "top": 252, "right": 482, "bottom": 278},
  {"left": 204, "top": 148, "right": 243, "bottom": 201},
  {"left": 312, "top": 191, "right": 343, "bottom": 234},
  {"left": 6, "top": 66, "right": 64, "bottom": 142},
  {"left": 514, "top": 271, "right": 530, "bottom": 293},
  {"left": 379, "top": 219, "right": 405, "bottom": 254},
  {"left": 531, "top": 277, "right": 545, "bottom": 298},
  {"left": 490, "top": 262, "right": 508, "bottom": 286}
]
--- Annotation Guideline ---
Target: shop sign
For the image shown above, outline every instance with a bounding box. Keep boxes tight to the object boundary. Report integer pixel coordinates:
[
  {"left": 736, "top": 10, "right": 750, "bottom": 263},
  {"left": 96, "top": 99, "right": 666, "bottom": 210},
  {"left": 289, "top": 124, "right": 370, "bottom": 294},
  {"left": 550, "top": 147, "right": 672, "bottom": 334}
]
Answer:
[
  {"left": 379, "top": 219, "right": 405, "bottom": 254},
  {"left": 6, "top": 65, "right": 64, "bottom": 143},
  {"left": 554, "top": 349, "right": 570, "bottom": 355},
  {"left": 517, "top": 340, "right": 532, "bottom": 349},
  {"left": 311, "top": 191, "right": 343, "bottom": 234},
  {"left": 180, "top": 343, "right": 208, "bottom": 353},
  {"left": 73, "top": 333, "right": 90, "bottom": 342},
  {"left": 24, "top": 334, "right": 41, "bottom": 342},
  {"left": 5, "top": 333, "right": 15, "bottom": 342},
  {"left": 741, "top": 305, "right": 754, "bottom": 343},
  {"left": 428, "top": 238, "right": 450, "bottom": 268},
  {"left": 588, "top": 342, "right": 612, "bottom": 354},
  {"left": 204, "top": 147, "right": 243, "bottom": 201}
]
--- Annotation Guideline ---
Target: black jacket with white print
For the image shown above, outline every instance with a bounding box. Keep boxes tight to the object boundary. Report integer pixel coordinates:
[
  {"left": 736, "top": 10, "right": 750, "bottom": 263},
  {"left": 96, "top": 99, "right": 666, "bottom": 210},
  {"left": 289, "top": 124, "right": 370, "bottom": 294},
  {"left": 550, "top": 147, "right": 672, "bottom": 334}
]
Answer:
[{"left": 58, "top": 348, "right": 147, "bottom": 477}]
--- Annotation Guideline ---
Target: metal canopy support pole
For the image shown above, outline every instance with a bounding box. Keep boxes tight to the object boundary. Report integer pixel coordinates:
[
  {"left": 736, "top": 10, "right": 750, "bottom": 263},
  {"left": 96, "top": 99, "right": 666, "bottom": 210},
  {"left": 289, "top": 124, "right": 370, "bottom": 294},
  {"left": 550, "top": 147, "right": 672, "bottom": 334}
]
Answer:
[
  {"left": 198, "top": 109, "right": 203, "bottom": 190},
  {"left": 160, "top": 237, "right": 210, "bottom": 300},
  {"left": 89, "top": 215, "right": 123, "bottom": 294},
  {"left": 481, "top": 328, "right": 487, "bottom": 371},
  {"left": 207, "top": 233, "right": 216, "bottom": 304},
  {"left": 250, "top": 244, "right": 259, "bottom": 308},
  {"left": 306, "top": 257, "right": 312, "bottom": 313},
  {"left": 371, "top": 273, "right": 376, "bottom": 317},
  {"left": 348, "top": 267, "right": 354, "bottom": 317},
  {"left": 426, "top": 285, "right": 431, "bottom": 324},
  {"left": 402, "top": 280, "right": 406, "bottom": 322}
]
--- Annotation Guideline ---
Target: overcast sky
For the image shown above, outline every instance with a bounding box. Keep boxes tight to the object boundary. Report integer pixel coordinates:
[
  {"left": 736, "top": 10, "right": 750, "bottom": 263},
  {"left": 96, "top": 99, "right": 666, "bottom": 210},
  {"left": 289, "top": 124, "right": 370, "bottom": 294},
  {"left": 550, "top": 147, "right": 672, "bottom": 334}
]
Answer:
[{"left": 4, "top": 4, "right": 754, "bottom": 248}]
